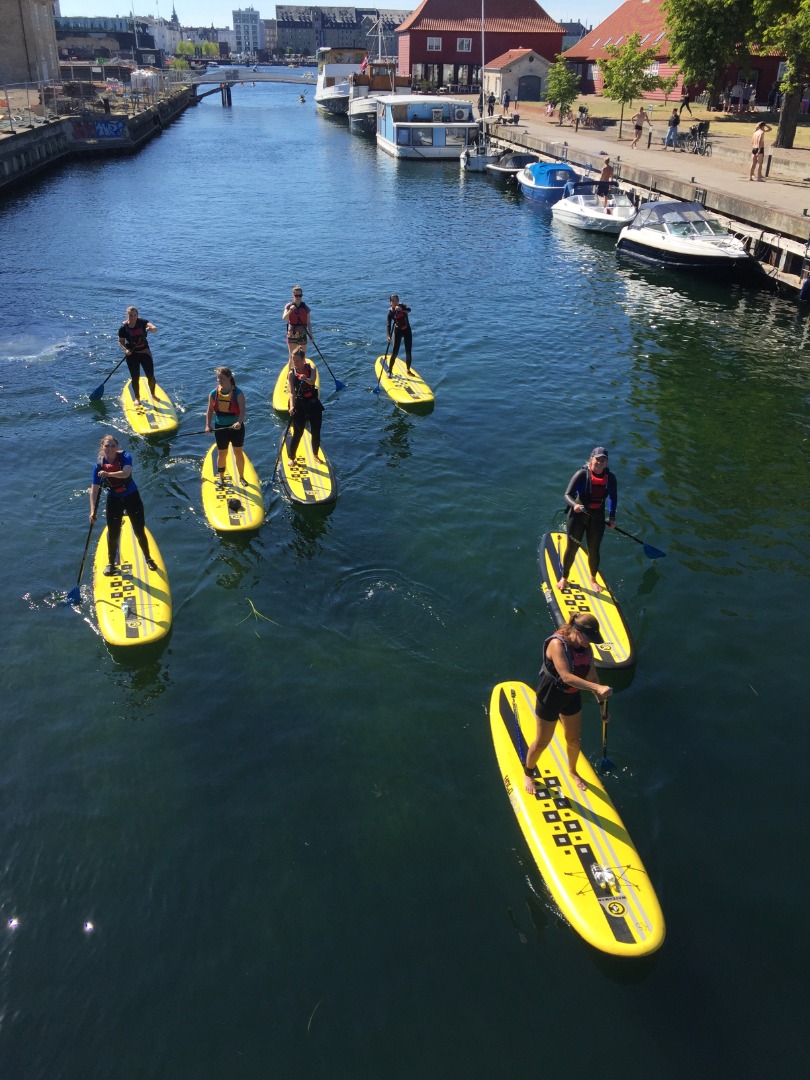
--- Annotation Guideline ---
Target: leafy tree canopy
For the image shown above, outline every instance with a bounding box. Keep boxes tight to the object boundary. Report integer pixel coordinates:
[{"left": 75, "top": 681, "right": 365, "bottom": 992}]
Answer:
[
  {"left": 664, "top": 0, "right": 752, "bottom": 95},
  {"left": 546, "top": 57, "right": 580, "bottom": 124}
]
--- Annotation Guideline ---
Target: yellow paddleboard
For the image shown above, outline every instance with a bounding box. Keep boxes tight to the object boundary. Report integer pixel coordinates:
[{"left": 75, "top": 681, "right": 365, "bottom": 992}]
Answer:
[
  {"left": 122, "top": 379, "right": 179, "bottom": 437},
  {"left": 539, "top": 531, "right": 636, "bottom": 671},
  {"left": 489, "top": 681, "right": 665, "bottom": 957},
  {"left": 93, "top": 520, "right": 171, "bottom": 646},
  {"left": 271, "top": 360, "right": 321, "bottom": 413},
  {"left": 278, "top": 428, "right": 337, "bottom": 505},
  {"left": 201, "top": 443, "right": 264, "bottom": 532},
  {"left": 374, "top": 356, "right": 434, "bottom": 411}
]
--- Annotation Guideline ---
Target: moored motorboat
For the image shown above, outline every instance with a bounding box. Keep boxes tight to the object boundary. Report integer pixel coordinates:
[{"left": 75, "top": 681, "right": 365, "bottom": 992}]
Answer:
[
  {"left": 348, "top": 60, "right": 411, "bottom": 135},
  {"left": 551, "top": 180, "right": 637, "bottom": 234},
  {"left": 314, "top": 46, "right": 367, "bottom": 116},
  {"left": 517, "top": 160, "right": 579, "bottom": 205},
  {"left": 616, "top": 200, "right": 755, "bottom": 271},
  {"left": 485, "top": 151, "right": 539, "bottom": 180},
  {"left": 376, "top": 94, "right": 479, "bottom": 160}
]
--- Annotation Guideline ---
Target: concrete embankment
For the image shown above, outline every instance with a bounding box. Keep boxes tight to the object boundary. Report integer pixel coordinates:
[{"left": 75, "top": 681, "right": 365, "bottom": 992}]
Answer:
[
  {"left": 487, "top": 102, "right": 810, "bottom": 294},
  {"left": 0, "top": 88, "right": 193, "bottom": 194}
]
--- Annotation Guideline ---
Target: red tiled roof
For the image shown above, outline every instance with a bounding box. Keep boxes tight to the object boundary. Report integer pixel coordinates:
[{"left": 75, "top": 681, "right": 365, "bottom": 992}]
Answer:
[
  {"left": 486, "top": 48, "right": 536, "bottom": 69},
  {"left": 397, "top": 0, "right": 561, "bottom": 35},
  {"left": 562, "top": 0, "right": 668, "bottom": 62}
]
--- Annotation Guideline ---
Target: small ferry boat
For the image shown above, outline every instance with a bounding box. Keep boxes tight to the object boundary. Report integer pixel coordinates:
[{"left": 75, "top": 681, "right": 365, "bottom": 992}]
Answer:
[
  {"left": 616, "top": 200, "right": 755, "bottom": 271},
  {"left": 516, "top": 160, "right": 579, "bottom": 205},
  {"left": 376, "top": 95, "right": 479, "bottom": 160},
  {"left": 551, "top": 180, "right": 637, "bottom": 234},
  {"left": 314, "top": 46, "right": 367, "bottom": 116},
  {"left": 348, "top": 60, "right": 410, "bottom": 135}
]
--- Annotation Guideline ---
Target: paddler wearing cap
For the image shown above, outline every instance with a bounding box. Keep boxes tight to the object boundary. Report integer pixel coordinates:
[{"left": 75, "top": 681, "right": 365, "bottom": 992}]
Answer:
[
  {"left": 557, "top": 446, "right": 617, "bottom": 594},
  {"left": 524, "top": 613, "right": 613, "bottom": 794}
]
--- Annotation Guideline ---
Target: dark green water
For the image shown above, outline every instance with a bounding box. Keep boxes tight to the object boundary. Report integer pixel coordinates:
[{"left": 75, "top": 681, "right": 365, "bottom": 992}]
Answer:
[{"left": 1, "top": 78, "right": 808, "bottom": 1079}]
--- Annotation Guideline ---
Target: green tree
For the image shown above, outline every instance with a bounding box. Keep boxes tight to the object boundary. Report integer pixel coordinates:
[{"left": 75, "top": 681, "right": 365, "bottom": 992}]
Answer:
[
  {"left": 600, "top": 32, "right": 664, "bottom": 138},
  {"left": 176, "top": 40, "right": 195, "bottom": 57},
  {"left": 168, "top": 57, "right": 189, "bottom": 70},
  {"left": 546, "top": 57, "right": 580, "bottom": 126},
  {"left": 660, "top": 73, "right": 679, "bottom": 105},
  {"left": 201, "top": 41, "right": 219, "bottom": 58},
  {"left": 664, "top": 0, "right": 752, "bottom": 108},
  {"left": 752, "top": 0, "right": 810, "bottom": 148}
]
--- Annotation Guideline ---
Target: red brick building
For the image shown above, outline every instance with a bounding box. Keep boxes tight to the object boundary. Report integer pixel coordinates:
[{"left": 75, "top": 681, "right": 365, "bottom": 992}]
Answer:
[
  {"left": 562, "top": 0, "right": 781, "bottom": 104},
  {"left": 396, "top": 0, "right": 563, "bottom": 90}
]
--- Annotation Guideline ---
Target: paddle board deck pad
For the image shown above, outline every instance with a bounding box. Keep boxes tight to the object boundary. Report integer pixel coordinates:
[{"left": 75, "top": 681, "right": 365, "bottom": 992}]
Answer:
[
  {"left": 201, "top": 443, "right": 265, "bottom": 531},
  {"left": 539, "top": 531, "right": 636, "bottom": 670},
  {"left": 121, "top": 380, "right": 179, "bottom": 437},
  {"left": 93, "top": 521, "right": 171, "bottom": 646},
  {"left": 278, "top": 428, "right": 337, "bottom": 505},
  {"left": 271, "top": 360, "right": 321, "bottom": 413},
  {"left": 374, "top": 356, "right": 434, "bottom": 410},
  {"left": 489, "top": 681, "right": 665, "bottom": 957}
]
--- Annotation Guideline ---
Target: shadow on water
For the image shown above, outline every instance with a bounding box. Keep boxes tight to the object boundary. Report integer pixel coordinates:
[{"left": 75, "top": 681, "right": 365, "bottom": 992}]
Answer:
[
  {"left": 287, "top": 501, "right": 334, "bottom": 559},
  {"left": 379, "top": 408, "right": 413, "bottom": 465},
  {"left": 106, "top": 638, "right": 173, "bottom": 715},
  {"left": 214, "top": 532, "right": 266, "bottom": 589}
]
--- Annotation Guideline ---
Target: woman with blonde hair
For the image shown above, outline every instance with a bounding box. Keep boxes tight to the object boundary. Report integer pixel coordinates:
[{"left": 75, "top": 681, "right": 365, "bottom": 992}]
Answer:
[{"left": 205, "top": 367, "right": 246, "bottom": 486}]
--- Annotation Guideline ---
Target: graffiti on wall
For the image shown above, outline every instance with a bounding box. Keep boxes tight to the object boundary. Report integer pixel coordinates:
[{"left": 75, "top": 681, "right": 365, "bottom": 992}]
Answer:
[{"left": 70, "top": 119, "right": 126, "bottom": 140}]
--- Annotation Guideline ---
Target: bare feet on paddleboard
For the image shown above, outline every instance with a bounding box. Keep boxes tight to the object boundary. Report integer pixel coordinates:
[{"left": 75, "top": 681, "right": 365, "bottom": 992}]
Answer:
[
  {"left": 556, "top": 577, "right": 568, "bottom": 591},
  {"left": 523, "top": 775, "right": 538, "bottom": 795},
  {"left": 590, "top": 578, "right": 603, "bottom": 593},
  {"left": 570, "top": 771, "right": 587, "bottom": 791}
]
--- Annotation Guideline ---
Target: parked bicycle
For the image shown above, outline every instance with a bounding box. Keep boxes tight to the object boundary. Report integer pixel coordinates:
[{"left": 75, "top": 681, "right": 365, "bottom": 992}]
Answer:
[{"left": 684, "top": 121, "right": 712, "bottom": 156}]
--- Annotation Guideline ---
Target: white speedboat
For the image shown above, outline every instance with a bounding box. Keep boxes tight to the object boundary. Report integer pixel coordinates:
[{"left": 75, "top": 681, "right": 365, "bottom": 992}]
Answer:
[
  {"left": 485, "top": 151, "right": 539, "bottom": 180},
  {"left": 616, "top": 200, "right": 754, "bottom": 271},
  {"left": 376, "top": 95, "right": 478, "bottom": 160},
  {"left": 551, "top": 180, "right": 637, "bottom": 234},
  {"left": 314, "top": 46, "right": 367, "bottom": 116}
]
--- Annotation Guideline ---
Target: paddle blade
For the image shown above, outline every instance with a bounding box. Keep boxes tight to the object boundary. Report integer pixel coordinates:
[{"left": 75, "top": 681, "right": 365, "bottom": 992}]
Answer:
[
  {"left": 643, "top": 543, "right": 666, "bottom": 559},
  {"left": 89, "top": 384, "right": 105, "bottom": 401},
  {"left": 65, "top": 586, "right": 82, "bottom": 605},
  {"left": 334, "top": 378, "right": 346, "bottom": 392},
  {"left": 599, "top": 756, "right": 615, "bottom": 775}
]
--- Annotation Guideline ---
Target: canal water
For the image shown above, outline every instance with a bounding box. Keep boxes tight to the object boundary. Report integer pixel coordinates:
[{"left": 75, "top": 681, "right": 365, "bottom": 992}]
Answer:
[{"left": 1, "top": 76, "right": 807, "bottom": 1078}]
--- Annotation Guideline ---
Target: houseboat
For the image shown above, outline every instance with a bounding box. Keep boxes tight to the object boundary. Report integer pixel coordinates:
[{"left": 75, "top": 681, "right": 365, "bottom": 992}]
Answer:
[
  {"left": 348, "top": 60, "right": 411, "bottom": 135},
  {"left": 314, "top": 46, "right": 367, "bottom": 116},
  {"left": 376, "top": 95, "right": 479, "bottom": 160}
]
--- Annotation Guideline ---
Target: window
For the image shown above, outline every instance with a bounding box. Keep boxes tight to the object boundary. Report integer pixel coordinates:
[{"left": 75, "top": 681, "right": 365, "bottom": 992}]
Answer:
[
  {"left": 457, "top": 38, "right": 471, "bottom": 53},
  {"left": 603, "top": 38, "right": 612, "bottom": 46},
  {"left": 645, "top": 61, "right": 659, "bottom": 76},
  {"left": 654, "top": 32, "right": 666, "bottom": 43},
  {"left": 614, "top": 36, "right": 623, "bottom": 45},
  {"left": 412, "top": 127, "right": 434, "bottom": 146},
  {"left": 427, "top": 37, "right": 441, "bottom": 52},
  {"left": 588, "top": 63, "right": 599, "bottom": 80},
  {"left": 639, "top": 33, "right": 651, "bottom": 45}
]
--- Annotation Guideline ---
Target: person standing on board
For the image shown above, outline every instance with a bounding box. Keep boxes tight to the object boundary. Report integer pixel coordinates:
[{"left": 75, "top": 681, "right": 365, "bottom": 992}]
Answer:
[
  {"left": 596, "top": 157, "right": 614, "bottom": 208},
  {"left": 630, "top": 106, "right": 651, "bottom": 149},
  {"left": 287, "top": 346, "right": 324, "bottom": 463},
  {"left": 282, "top": 285, "right": 313, "bottom": 364},
  {"left": 90, "top": 434, "right": 157, "bottom": 576},
  {"left": 750, "top": 122, "right": 773, "bottom": 181},
  {"left": 523, "top": 613, "right": 613, "bottom": 794},
  {"left": 205, "top": 366, "right": 246, "bottom": 487},
  {"left": 118, "top": 305, "right": 157, "bottom": 404},
  {"left": 386, "top": 294, "right": 413, "bottom": 374},
  {"left": 556, "top": 447, "right": 617, "bottom": 594}
]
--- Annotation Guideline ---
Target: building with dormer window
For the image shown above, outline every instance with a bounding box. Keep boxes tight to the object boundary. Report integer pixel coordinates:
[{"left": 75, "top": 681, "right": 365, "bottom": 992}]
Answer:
[{"left": 395, "top": 0, "right": 562, "bottom": 89}]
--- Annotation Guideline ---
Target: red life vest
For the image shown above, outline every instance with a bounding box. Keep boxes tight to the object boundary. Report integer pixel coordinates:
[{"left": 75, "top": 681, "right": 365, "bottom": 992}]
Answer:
[
  {"left": 292, "top": 363, "right": 317, "bottom": 400},
  {"left": 101, "top": 453, "right": 128, "bottom": 495},
  {"left": 587, "top": 469, "right": 608, "bottom": 510},
  {"left": 391, "top": 305, "right": 409, "bottom": 329},
  {"left": 287, "top": 302, "right": 310, "bottom": 331}
]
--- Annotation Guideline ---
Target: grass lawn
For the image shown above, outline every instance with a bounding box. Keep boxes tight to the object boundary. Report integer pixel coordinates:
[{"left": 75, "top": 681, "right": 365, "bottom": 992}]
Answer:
[{"left": 573, "top": 95, "right": 810, "bottom": 149}]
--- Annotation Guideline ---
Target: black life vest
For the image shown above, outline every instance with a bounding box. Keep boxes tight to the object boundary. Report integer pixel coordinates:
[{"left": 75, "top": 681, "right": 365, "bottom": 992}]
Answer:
[{"left": 540, "top": 632, "right": 591, "bottom": 694}]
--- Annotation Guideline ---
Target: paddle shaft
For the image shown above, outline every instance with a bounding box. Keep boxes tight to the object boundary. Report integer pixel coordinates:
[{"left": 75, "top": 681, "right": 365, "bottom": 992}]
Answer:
[
  {"left": 307, "top": 333, "right": 345, "bottom": 390},
  {"left": 89, "top": 355, "right": 127, "bottom": 400},
  {"left": 272, "top": 415, "right": 294, "bottom": 482},
  {"left": 599, "top": 697, "right": 613, "bottom": 772},
  {"left": 69, "top": 487, "right": 102, "bottom": 599},
  {"left": 373, "top": 339, "right": 390, "bottom": 395},
  {"left": 565, "top": 508, "right": 665, "bottom": 559}
]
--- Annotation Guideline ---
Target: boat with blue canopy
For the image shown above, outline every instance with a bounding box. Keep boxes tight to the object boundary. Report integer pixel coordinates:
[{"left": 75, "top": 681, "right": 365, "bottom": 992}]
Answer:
[{"left": 516, "top": 161, "right": 579, "bottom": 205}]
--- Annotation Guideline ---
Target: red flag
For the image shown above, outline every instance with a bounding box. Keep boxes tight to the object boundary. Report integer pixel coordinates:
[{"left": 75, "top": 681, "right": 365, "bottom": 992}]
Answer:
[{"left": 359, "top": 55, "right": 368, "bottom": 73}]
